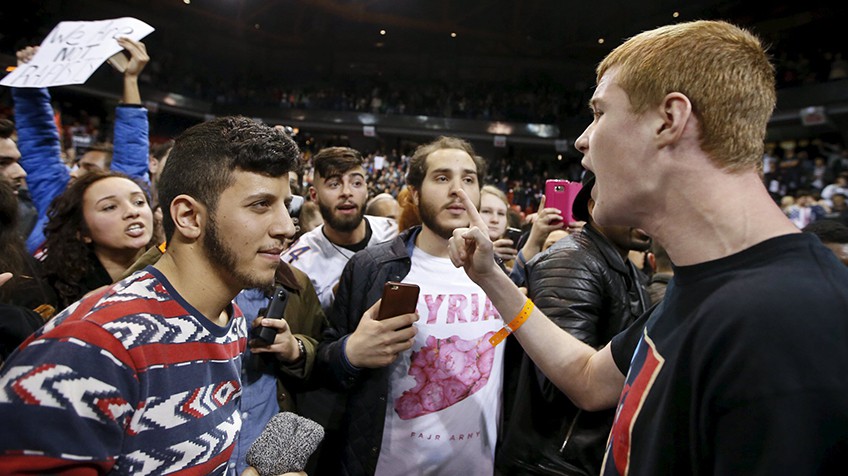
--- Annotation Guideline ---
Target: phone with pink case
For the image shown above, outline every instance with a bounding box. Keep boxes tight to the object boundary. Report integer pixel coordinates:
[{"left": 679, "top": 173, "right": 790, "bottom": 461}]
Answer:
[{"left": 544, "top": 179, "right": 582, "bottom": 226}]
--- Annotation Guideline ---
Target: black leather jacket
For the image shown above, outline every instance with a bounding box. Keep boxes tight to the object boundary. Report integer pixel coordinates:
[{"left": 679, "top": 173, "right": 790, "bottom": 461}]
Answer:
[{"left": 496, "top": 224, "right": 650, "bottom": 476}]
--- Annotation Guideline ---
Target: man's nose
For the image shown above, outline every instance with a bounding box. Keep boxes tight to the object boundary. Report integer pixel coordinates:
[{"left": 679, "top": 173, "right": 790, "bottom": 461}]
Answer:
[{"left": 8, "top": 161, "right": 26, "bottom": 180}]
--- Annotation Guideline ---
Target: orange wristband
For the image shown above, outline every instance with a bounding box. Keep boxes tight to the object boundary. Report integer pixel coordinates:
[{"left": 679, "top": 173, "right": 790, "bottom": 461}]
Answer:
[{"left": 489, "top": 299, "right": 535, "bottom": 346}]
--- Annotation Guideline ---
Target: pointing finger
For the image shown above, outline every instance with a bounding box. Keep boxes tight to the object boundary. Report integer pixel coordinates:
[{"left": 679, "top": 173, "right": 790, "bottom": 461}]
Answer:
[{"left": 456, "top": 188, "right": 487, "bottom": 230}]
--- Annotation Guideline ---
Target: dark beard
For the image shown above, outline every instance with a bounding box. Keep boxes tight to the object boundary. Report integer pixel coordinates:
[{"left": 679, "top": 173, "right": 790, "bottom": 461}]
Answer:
[
  {"left": 318, "top": 201, "right": 365, "bottom": 233},
  {"left": 203, "top": 212, "right": 274, "bottom": 290},
  {"left": 417, "top": 200, "right": 458, "bottom": 241}
]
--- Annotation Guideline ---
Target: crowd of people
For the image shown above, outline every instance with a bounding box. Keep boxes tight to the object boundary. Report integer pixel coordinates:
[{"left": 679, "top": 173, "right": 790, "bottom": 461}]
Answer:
[{"left": 0, "top": 19, "right": 847, "bottom": 476}]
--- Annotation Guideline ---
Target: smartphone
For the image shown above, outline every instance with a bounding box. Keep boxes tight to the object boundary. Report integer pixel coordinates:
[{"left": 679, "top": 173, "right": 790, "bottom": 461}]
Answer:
[
  {"left": 505, "top": 226, "right": 523, "bottom": 246},
  {"left": 377, "top": 281, "right": 420, "bottom": 321},
  {"left": 545, "top": 179, "right": 583, "bottom": 226},
  {"left": 252, "top": 285, "right": 289, "bottom": 345}
]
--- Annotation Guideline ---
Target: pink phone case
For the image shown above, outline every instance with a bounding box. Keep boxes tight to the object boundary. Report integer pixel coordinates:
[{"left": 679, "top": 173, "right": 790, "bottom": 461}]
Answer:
[{"left": 545, "top": 179, "right": 582, "bottom": 225}]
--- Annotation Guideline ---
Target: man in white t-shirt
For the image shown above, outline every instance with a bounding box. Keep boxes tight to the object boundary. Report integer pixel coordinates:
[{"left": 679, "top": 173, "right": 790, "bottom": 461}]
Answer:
[
  {"left": 318, "top": 136, "right": 506, "bottom": 475},
  {"left": 282, "top": 146, "right": 397, "bottom": 311}
]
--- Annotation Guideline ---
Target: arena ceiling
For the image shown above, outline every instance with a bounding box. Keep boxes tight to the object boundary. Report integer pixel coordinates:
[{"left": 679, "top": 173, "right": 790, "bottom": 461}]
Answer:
[{"left": 6, "top": 0, "right": 844, "bottom": 84}]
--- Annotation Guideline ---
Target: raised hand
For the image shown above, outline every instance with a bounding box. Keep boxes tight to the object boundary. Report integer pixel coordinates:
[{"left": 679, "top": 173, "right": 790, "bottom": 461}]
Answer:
[
  {"left": 520, "top": 194, "right": 566, "bottom": 259},
  {"left": 448, "top": 188, "right": 501, "bottom": 283},
  {"left": 116, "top": 37, "right": 149, "bottom": 79},
  {"left": 16, "top": 46, "right": 38, "bottom": 65}
]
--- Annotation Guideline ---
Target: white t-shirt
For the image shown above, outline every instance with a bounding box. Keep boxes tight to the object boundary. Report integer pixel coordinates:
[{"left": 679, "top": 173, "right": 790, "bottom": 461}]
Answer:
[
  {"left": 281, "top": 215, "right": 398, "bottom": 311},
  {"left": 375, "top": 247, "right": 505, "bottom": 476}
]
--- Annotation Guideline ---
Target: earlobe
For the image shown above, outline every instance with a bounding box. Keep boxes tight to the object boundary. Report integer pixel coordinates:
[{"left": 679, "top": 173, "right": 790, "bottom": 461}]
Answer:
[
  {"left": 656, "top": 92, "right": 692, "bottom": 146},
  {"left": 309, "top": 186, "right": 317, "bottom": 202},
  {"left": 169, "top": 195, "right": 205, "bottom": 240}
]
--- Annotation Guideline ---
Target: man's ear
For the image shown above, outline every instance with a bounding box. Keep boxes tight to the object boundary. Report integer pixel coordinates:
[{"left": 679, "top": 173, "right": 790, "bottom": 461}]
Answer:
[
  {"left": 169, "top": 195, "right": 206, "bottom": 241},
  {"left": 308, "top": 186, "right": 317, "bottom": 202},
  {"left": 656, "top": 92, "right": 693, "bottom": 147},
  {"left": 148, "top": 156, "right": 159, "bottom": 175},
  {"left": 409, "top": 186, "right": 420, "bottom": 207}
]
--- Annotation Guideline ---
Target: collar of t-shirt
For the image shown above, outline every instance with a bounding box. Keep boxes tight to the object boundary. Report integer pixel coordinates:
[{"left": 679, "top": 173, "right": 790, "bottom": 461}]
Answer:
[{"left": 332, "top": 218, "right": 373, "bottom": 253}]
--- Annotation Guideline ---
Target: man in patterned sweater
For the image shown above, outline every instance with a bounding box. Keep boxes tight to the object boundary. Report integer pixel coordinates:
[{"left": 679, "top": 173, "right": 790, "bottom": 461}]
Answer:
[{"left": 0, "top": 116, "right": 300, "bottom": 475}]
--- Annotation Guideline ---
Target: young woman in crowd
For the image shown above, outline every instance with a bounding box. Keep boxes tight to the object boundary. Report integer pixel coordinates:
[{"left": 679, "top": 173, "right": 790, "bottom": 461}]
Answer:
[
  {"left": 42, "top": 170, "right": 154, "bottom": 308},
  {"left": 480, "top": 185, "right": 520, "bottom": 266}
]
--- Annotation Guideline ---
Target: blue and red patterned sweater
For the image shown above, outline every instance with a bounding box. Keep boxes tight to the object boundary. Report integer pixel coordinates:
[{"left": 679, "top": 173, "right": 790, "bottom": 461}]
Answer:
[{"left": 0, "top": 266, "right": 246, "bottom": 475}]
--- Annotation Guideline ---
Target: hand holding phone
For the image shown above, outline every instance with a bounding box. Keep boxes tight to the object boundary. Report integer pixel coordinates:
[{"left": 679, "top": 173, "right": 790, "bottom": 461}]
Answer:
[
  {"left": 252, "top": 285, "right": 289, "bottom": 345},
  {"left": 545, "top": 179, "right": 583, "bottom": 227},
  {"left": 505, "top": 226, "right": 523, "bottom": 246},
  {"left": 377, "top": 282, "right": 420, "bottom": 321}
]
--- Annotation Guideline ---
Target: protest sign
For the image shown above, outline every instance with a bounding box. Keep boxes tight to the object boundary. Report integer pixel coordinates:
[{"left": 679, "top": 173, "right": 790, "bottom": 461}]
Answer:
[{"left": 1, "top": 17, "right": 154, "bottom": 88}]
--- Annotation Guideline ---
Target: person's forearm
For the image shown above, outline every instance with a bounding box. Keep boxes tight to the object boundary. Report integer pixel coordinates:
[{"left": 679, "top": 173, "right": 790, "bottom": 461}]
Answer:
[
  {"left": 520, "top": 240, "right": 543, "bottom": 263},
  {"left": 123, "top": 76, "right": 141, "bottom": 105},
  {"left": 479, "top": 269, "right": 622, "bottom": 410}
]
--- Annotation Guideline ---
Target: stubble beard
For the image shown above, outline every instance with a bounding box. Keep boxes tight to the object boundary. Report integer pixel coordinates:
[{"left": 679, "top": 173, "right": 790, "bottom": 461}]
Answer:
[{"left": 203, "top": 212, "right": 275, "bottom": 291}]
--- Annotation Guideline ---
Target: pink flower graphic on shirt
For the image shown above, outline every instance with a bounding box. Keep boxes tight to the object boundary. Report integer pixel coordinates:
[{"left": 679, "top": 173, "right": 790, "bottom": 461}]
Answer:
[{"left": 395, "top": 332, "right": 496, "bottom": 419}]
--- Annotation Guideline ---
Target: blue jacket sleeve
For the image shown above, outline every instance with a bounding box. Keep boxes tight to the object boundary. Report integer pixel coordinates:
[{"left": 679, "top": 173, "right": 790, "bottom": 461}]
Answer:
[
  {"left": 11, "top": 88, "right": 70, "bottom": 254},
  {"left": 110, "top": 105, "right": 149, "bottom": 185}
]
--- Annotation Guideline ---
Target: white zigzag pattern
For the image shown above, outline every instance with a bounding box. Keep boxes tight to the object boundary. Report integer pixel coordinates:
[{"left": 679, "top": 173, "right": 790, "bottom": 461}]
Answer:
[
  {"left": 0, "top": 364, "right": 132, "bottom": 423},
  {"left": 38, "top": 274, "right": 158, "bottom": 336},
  {"left": 121, "top": 411, "right": 242, "bottom": 475},
  {"left": 105, "top": 275, "right": 162, "bottom": 302},
  {"left": 103, "top": 315, "right": 205, "bottom": 348},
  {"left": 41, "top": 300, "right": 81, "bottom": 333},
  {"left": 128, "top": 381, "right": 241, "bottom": 434},
  {"left": 0, "top": 365, "right": 34, "bottom": 401}
]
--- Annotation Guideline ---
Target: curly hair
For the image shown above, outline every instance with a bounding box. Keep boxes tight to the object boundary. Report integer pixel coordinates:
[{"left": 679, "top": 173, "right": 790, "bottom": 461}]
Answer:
[{"left": 42, "top": 170, "right": 151, "bottom": 307}]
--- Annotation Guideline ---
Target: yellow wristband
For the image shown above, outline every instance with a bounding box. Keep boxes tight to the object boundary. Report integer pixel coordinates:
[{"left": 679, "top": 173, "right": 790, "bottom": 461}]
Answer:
[{"left": 489, "top": 299, "right": 535, "bottom": 346}]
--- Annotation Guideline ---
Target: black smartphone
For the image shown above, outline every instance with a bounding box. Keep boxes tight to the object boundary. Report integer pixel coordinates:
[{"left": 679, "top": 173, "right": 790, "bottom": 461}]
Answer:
[
  {"left": 252, "top": 285, "right": 289, "bottom": 345},
  {"left": 377, "top": 281, "right": 420, "bottom": 321},
  {"left": 505, "top": 227, "right": 523, "bottom": 245}
]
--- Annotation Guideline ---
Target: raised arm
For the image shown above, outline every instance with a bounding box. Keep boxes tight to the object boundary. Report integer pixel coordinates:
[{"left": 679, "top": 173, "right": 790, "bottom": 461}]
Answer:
[
  {"left": 109, "top": 37, "right": 150, "bottom": 183},
  {"left": 12, "top": 46, "right": 70, "bottom": 254},
  {"left": 449, "top": 188, "right": 625, "bottom": 410}
]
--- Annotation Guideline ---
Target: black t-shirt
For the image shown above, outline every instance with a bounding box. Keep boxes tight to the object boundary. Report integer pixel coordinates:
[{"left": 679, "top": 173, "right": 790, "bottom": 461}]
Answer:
[{"left": 607, "top": 233, "right": 848, "bottom": 475}]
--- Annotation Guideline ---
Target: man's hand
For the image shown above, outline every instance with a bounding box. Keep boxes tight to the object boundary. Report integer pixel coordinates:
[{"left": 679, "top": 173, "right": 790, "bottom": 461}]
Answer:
[
  {"left": 448, "top": 189, "right": 501, "bottom": 283},
  {"left": 345, "top": 299, "right": 417, "bottom": 368},
  {"left": 249, "top": 316, "right": 301, "bottom": 363}
]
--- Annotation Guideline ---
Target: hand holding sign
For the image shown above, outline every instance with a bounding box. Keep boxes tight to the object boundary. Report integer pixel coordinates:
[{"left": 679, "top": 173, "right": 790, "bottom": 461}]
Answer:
[{"left": 1, "top": 17, "right": 154, "bottom": 88}]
